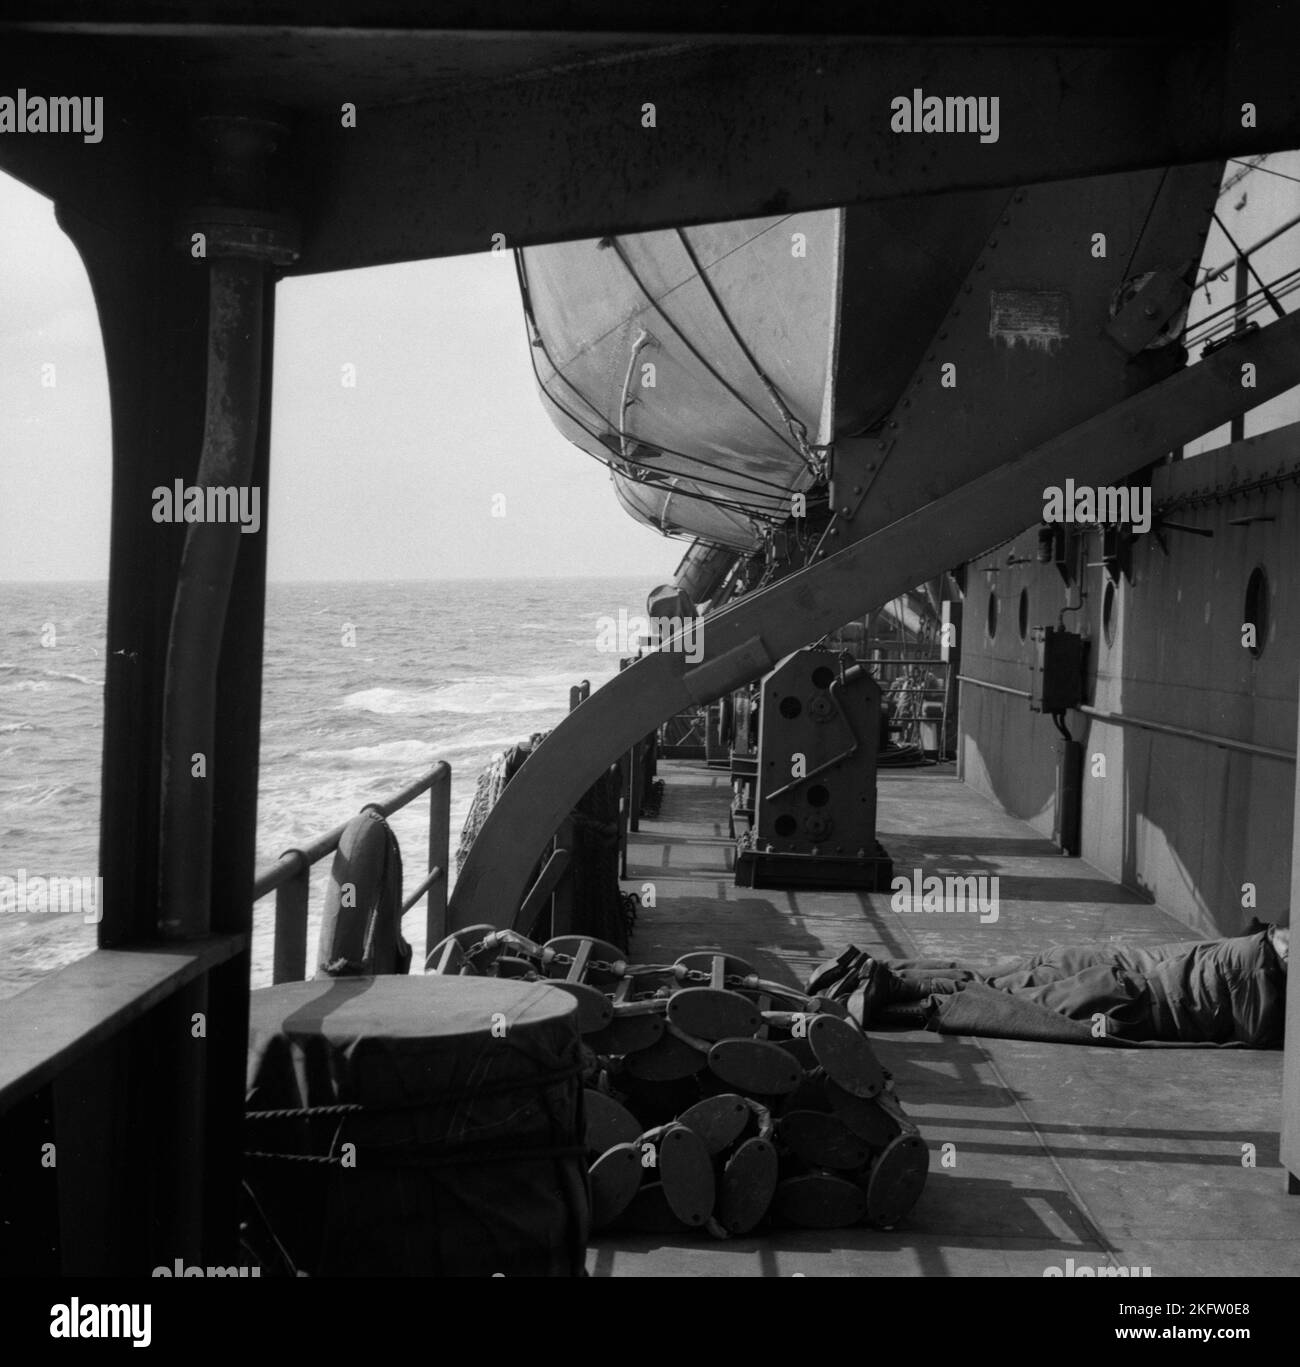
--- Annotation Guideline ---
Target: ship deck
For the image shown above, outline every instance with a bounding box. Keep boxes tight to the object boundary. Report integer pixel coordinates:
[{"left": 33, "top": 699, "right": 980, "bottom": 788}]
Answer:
[{"left": 590, "top": 758, "right": 1300, "bottom": 1277}]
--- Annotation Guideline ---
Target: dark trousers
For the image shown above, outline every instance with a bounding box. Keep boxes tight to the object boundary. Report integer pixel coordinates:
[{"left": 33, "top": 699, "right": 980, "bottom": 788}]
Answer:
[{"left": 886, "top": 951, "right": 1159, "bottom": 1039}]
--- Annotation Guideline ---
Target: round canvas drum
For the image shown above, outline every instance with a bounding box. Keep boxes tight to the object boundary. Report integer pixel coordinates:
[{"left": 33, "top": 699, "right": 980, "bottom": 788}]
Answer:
[{"left": 244, "top": 975, "right": 587, "bottom": 1276}]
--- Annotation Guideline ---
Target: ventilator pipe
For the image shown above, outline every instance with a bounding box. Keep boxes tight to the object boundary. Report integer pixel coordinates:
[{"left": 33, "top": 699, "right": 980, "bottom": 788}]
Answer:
[{"left": 157, "top": 256, "right": 265, "bottom": 938}]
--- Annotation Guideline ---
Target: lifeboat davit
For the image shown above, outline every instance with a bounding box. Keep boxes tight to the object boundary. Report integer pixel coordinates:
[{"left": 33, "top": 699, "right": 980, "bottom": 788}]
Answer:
[
  {"left": 517, "top": 189, "right": 1011, "bottom": 553},
  {"left": 516, "top": 210, "right": 843, "bottom": 551}
]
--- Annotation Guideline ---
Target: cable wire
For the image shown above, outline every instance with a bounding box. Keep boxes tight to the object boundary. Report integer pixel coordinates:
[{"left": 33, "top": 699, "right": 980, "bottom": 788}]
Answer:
[
  {"left": 1228, "top": 157, "right": 1300, "bottom": 188},
  {"left": 513, "top": 253, "right": 796, "bottom": 518},
  {"left": 515, "top": 251, "right": 800, "bottom": 501},
  {"left": 674, "top": 226, "right": 824, "bottom": 477},
  {"left": 606, "top": 235, "right": 808, "bottom": 460}
]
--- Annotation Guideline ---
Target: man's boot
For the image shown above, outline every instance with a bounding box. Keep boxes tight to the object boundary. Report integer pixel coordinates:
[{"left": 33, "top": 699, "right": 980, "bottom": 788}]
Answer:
[
  {"left": 806, "top": 946, "right": 867, "bottom": 998},
  {"left": 847, "top": 957, "right": 914, "bottom": 1027}
]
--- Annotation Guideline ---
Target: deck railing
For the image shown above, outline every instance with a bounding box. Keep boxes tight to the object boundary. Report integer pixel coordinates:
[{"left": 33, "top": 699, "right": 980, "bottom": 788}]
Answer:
[
  {"left": 253, "top": 760, "right": 452, "bottom": 983},
  {"left": 249, "top": 675, "right": 657, "bottom": 971}
]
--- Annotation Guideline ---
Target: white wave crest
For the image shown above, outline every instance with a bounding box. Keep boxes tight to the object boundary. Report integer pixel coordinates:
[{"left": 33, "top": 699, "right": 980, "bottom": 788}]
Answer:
[{"left": 340, "top": 674, "right": 577, "bottom": 717}]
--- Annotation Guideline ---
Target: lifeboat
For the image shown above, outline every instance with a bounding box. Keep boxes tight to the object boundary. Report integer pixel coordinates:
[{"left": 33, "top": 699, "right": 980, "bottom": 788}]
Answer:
[{"left": 517, "top": 189, "right": 1010, "bottom": 552}]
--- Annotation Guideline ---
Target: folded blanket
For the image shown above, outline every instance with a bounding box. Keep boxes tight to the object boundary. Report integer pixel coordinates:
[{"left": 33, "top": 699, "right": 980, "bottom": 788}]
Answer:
[{"left": 927, "top": 982, "right": 1244, "bottom": 1048}]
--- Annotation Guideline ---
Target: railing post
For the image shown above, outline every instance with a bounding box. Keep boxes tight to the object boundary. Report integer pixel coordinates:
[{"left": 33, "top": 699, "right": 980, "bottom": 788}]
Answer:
[
  {"left": 272, "top": 857, "right": 309, "bottom": 984},
  {"left": 426, "top": 765, "right": 451, "bottom": 952},
  {"left": 550, "top": 817, "right": 576, "bottom": 937},
  {"left": 617, "top": 761, "right": 629, "bottom": 880},
  {"left": 628, "top": 738, "right": 641, "bottom": 833}
]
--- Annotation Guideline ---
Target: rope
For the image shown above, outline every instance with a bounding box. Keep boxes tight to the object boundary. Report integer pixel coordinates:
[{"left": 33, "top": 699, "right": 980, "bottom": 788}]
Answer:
[
  {"left": 239, "top": 1179, "right": 301, "bottom": 1277},
  {"left": 1212, "top": 212, "right": 1287, "bottom": 320},
  {"left": 606, "top": 236, "right": 809, "bottom": 461},
  {"left": 1228, "top": 157, "right": 1300, "bottom": 188},
  {"left": 246, "top": 1060, "right": 584, "bottom": 1121},
  {"left": 531, "top": 368, "right": 786, "bottom": 521},
  {"left": 1121, "top": 167, "right": 1169, "bottom": 284},
  {"left": 513, "top": 251, "right": 795, "bottom": 516},
  {"left": 246, "top": 1103, "right": 364, "bottom": 1122},
  {"left": 1184, "top": 267, "right": 1300, "bottom": 348},
  {"left": 319, "top": 957, "right": 367, "bottom": 978},
  {"left": 244, "top": 1143, "right": 588, "bottom": 1170}
]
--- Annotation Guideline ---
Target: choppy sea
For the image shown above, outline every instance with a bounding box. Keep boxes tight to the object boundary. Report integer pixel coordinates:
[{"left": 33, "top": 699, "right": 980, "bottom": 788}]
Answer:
[{"left": 0, "top": 576, "right": 653, "bottom": 999}]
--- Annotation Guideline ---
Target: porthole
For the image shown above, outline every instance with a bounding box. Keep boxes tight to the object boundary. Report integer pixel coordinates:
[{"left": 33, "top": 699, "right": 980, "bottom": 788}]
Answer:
[
  {"left": 774, "top": 814, "right": 798, "bottom": 838},
  {"left": 1017, "top": 588, "right": 1029, "bottom": 642},
  {"left": 1244, "top": 566, "right": 1268, "bottom": 660},
  {"left": 807, "top": 784, "right": 830, "bottom": 808},
  {"left": 810, "top": 665, "right": 835, "bottom": 690},
  {"left": 987, "top": 589, "right": 999, "bottom": 640},
  {"left": 778, "top": 695, "right": 802, "bottom": 719}
]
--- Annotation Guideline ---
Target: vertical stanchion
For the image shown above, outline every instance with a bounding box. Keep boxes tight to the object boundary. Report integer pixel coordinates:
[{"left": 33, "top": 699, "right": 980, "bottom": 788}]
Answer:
[
  {"left": 273, "top": 859, "right": 309, "bottom": 984},
  {"left": 1231, "top": 254, "right": 1248, "bottom": 443},
  {"left": 616, "top": 660, "right": 632, "bottom": 871},
  {"left": 426, "top": 765, "right": 451, "bottom": 951},
  {"left": 617, "top": 756, "right": 629, "bottom": 879},
  {"left": 551, "top": 817, "right": 575, "bottom": 937},
  {"left": 629, "top": 737, "right": 641, "bottom": 833}
]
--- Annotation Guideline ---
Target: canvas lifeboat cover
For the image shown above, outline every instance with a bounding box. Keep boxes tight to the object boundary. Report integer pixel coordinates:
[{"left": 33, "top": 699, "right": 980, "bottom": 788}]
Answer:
[{"left": 517, "top": 211, "right": 844, "bottom": 551}]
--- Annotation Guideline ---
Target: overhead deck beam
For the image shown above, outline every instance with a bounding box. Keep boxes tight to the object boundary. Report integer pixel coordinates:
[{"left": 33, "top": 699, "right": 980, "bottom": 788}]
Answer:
[
  {"left": 0, "top": 1, "right": 1245, "bottom": 37},
  {"left": 450, "top": 309, "right": 1300, "bottom": 928},
  {"left": 0, "top": 9, "right": 1298, "bottom": 271},
  {"left": 289, "top": 32, "right": 1298, "bottom": 272}
]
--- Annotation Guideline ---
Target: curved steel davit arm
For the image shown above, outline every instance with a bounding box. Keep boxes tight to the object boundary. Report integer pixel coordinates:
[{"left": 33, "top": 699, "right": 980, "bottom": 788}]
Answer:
[{"left": 448, "top": 308, "right": 1300, "bottom": 931}]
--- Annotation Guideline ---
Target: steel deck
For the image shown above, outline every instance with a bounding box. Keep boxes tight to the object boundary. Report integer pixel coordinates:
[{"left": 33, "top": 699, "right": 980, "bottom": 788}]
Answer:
[{"left": 590, "top": 759, "right": 1299, "bottom": 1277}]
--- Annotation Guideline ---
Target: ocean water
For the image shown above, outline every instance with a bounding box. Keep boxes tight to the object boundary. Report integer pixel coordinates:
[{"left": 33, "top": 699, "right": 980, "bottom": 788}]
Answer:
[{"left": 0, "top": 576, "right": 654, "bottom": 999}]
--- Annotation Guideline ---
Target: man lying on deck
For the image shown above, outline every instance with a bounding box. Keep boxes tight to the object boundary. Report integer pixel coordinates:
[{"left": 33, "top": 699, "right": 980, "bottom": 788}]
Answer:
[{"left": 831, "top": 921, "right": 1288, "bottom": 1047}]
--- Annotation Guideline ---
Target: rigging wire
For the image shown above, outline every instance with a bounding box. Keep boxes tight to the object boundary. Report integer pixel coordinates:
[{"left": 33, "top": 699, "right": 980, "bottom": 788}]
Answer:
[
  {"left": 519, "top": 338, "right": 787, "bottom": 519},
  {"left": 545, "top": 381, "right": 788, "bottom": 523},
  {"left": 1228, "top": 157, "right": 1300, "bottom": 188},
  {"left": 537, "top": 377, "right": 792, "bottom": 520},
  {"left": 1183, "top": 265, "right": 1300, "bottom": 346},
  {"left": 1211, "top": 211, "right": 1287, "bottom": 320},
  {"left": 1120, "top": 167, "right": 1169, "bottom": 284},
  {"left": 674, "top": 226, "right": 825, "bottom": 479},
  {"left": 513, "top": 250, "right": 801, "bottom": 503},
  {"left": 512, "top": 301, "right": 788, "bottom": 525},
  {"left": 606, "top": 235, "right": 809, "bottom": 461}
]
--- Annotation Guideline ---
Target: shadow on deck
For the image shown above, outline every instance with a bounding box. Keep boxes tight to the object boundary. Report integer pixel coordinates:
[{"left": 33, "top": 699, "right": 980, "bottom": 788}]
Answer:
[{"left": 590, "top": 759, "right": 1299, "bottom": 1277}]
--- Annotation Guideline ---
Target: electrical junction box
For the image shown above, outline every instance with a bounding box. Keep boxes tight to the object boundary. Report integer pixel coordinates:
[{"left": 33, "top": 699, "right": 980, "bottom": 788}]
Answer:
[{"left": 1029, "top": 626, "right": 1084, "bottom": 713}]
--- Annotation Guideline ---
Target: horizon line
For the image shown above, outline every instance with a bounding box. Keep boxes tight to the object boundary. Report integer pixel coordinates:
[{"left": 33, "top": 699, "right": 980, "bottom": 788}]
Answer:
[{"left": 0, "top": 571, "right": 667, "bottom": 586}]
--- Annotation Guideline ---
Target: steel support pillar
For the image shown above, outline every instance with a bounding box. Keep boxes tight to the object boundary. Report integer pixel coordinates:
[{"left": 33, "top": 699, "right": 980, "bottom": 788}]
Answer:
[
  {"left": 1282, "top": 706, "right": 1300, "bottom": 1192},
  {"left": 39, "top": 111, "right": 286, "bottom": 1270}
]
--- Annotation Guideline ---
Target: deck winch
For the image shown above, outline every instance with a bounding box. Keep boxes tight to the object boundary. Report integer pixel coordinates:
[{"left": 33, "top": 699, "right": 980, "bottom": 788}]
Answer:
[{"left": 735, "top": 649, "right": 894, "bottom": 889}]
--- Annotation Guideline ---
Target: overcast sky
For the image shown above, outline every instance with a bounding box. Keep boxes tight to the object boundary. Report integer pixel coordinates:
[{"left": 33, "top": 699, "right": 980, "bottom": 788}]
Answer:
[{"left": 0, "top": 171, "right": 682, "bottom": 583}]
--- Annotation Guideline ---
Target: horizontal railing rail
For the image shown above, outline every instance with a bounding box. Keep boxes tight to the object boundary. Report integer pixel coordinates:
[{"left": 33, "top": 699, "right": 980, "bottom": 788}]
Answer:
[
  {"left": 958, "top": 674, "right": 1295, "bottom": 762},
  {"left": 253, "top": 759, "right": 451, "bottom": 984}
]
